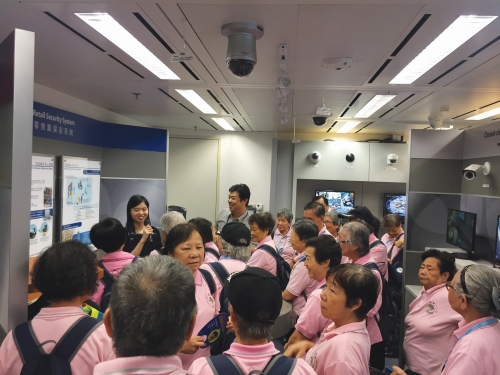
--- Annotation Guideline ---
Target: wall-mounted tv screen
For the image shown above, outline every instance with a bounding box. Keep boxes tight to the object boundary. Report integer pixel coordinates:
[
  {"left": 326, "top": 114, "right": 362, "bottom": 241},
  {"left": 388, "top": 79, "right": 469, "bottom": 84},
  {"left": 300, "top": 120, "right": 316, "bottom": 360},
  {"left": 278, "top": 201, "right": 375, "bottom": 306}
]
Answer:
[
  {"left": 383, "top": 193, "right": 406, "bottom": 217},
  {"left": 446, "top": 208, "right": 476, "bottom": 253},
  {"left": 315, "top": 191, "right": 355, "bottom": 214}
]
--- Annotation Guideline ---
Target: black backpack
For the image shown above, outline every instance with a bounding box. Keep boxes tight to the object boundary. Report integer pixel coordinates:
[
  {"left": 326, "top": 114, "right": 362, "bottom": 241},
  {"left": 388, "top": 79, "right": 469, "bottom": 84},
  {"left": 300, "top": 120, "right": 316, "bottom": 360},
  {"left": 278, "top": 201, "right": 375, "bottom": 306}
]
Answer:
[
  {"left": 207, "top": 353, "right": 296, "bottom": 375},
  {"left": 258, "top": 245, "right": 291, "bottom": 291},
  {"left": 13, "top": 316, "right": 101, "bottom": 375},
  {"left": 99, "top": 257, "right": 138, "bottom": 312},
  {"left": 205, "top": 247, "right": 221, "bottom": 261},
  {"left": 364, "top": 262, "right": 399, "bottom": 342}
]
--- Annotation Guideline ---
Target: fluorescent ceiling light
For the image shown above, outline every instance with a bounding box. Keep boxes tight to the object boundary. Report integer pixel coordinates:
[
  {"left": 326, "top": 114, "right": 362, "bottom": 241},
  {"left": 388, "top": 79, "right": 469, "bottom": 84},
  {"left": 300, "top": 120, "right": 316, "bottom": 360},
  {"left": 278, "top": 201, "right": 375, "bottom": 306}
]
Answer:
[
  {"left": 390, "top": 15, "right": 497, "bottom": 84},
  {"left": 354, "top": 95, "right": 396, "bottom": 118},
  {"left": 175, "top": 90, "right": 217, "bottom": 114},
  {"left": 336, "top": 121, "right": 361, "bottom": 133},
  {"left": 465, "top": 107, "right": 500, "bottom": 120},
  {"left": 212, "top": 118, "right": 235, "bottom": 131},
  {"left": 75, "top": 13, "right": 180, "bottom": 80}
]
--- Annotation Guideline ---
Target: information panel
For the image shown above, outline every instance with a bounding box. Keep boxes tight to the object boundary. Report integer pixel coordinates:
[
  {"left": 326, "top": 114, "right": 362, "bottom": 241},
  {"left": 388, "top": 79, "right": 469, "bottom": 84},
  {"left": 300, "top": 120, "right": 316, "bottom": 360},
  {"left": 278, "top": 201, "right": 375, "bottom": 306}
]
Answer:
[
  {"left": 30, "top": 155, "right": 55, "bottom": 256},
  {"left": 61, "top": 157, "right": 101, "bottom": 248}
]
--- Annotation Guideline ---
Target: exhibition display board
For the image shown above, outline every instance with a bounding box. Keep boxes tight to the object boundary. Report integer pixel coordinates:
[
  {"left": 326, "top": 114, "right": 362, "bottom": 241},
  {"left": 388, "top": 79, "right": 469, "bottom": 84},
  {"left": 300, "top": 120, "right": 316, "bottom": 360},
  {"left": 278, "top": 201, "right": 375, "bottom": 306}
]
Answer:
[
  {"left": 60, "top": 156, "right": 101, "bottom": 248},
  {"left": 29, "top": 154, "right": 55, "bottom": 256}
]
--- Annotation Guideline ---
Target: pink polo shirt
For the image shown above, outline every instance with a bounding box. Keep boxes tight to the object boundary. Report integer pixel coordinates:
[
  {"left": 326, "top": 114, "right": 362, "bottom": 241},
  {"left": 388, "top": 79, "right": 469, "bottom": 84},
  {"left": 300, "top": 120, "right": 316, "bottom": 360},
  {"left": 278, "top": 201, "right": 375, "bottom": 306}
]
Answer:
[
  {"left": 403, "top": 283, "right": 461, "bottom": 375},
  {"left": 319, "top": 225, "right": 333, "bottom": 236},
  {"left": 369, "top": 233, "right": 388, "bottom": 281},
  {"left": 0, "top": 307, "right": 114, "bottom": 375},
  {"left": 295, "top": 281, "right": 331, "bottom": 341},
  {"left": 381, "top": 231, "right": 404, "bottom": 262},
  {"left": 204, "top": 242, "right": 220, "bottom": 264},
  {"left": 199, "top": 258, "right": 246, "bottom": 311},
  {"left": 353, "top": 253, "right": 383, "bottom": 344},
  {"left": 442, "top": 316, "right": 500, "bottom": 375},
  {"left": 286, "top": 253, "right": 321, "bottom": 321},
  {"left": 305, "top": 321, "right": 370, "bottom": 375},
  {"left": 247, "top": 236, "right": 278, "bottom": 276},
  {"left": 274, "top": 228, "right": 295, "bottom": 263},
  {"left": 91, "top": 251, "right": 137, "bottom": 305},
  {"left": 178, "top": 270, "right": 219, "bottom": 370},
  {"left": 94, "top": 355, "right": 187, "bottom": 375},
  {"left": 189, "top": 342, "right": 316, "bottom": 375}
]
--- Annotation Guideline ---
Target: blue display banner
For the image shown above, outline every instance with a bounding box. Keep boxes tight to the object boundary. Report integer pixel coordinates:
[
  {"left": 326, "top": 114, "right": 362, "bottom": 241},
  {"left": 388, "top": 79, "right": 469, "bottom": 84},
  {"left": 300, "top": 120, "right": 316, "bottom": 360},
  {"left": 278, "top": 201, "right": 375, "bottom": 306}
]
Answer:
[
  {"left": 30, "top": 209, "right": 53, "bottom": 220},
  {"left": 33, "top": 102, "right": 167, "bottom": 152},
  {"left": 62, "top": 222, "right": 82, "bottom": 231}
]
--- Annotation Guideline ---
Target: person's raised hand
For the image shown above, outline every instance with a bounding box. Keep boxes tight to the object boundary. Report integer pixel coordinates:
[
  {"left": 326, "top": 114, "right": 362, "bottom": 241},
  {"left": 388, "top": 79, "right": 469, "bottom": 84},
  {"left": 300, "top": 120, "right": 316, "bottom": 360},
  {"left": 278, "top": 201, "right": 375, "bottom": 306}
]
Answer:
[
  {"left": 180, "top": 336, "right": 205, "bottom": 354},
  {"left": 283, "top": 340, "right": 314, "bottom": 358}
]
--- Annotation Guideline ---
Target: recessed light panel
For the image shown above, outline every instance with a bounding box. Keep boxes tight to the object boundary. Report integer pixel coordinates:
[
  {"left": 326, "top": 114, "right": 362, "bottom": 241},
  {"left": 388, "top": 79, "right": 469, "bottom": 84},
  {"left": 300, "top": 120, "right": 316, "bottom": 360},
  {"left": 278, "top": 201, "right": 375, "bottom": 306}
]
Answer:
[
  {"left": 211, "top": 118, "right": 235, "bottom": 131},
  {"left": 354, "top": 95, "right": 396, "bottom": 118},
  {"left": 336, "top": 121, "right": 361, "bottom": 133},
  {"left": 175, "top": 90, "right": 217, "bottom": 114},
  {"left": 465, "top": 107, "right": 500, "bottom": 120}
]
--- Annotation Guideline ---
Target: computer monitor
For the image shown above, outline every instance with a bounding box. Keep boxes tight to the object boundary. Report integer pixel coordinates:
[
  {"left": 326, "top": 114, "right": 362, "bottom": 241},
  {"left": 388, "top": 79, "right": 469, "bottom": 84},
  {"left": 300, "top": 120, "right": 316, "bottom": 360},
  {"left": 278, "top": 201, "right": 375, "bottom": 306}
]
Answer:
[
  {"left": 383, "top": 193, "right": 406, "bottom": 217},
  {"left": 315, "top": 191, "right": 355, "bottom": 214},
  {"left": 446, "top": 208, "right": 477, "bottom": 254}
]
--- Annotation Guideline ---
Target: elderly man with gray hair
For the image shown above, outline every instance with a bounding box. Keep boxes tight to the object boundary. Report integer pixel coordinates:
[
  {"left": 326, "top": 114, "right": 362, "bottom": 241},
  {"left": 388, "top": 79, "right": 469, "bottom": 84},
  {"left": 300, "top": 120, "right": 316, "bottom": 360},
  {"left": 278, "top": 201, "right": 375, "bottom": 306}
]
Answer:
[
  {"left": 337, "top": 221, "right": 384, "bottom": 370},
  {"left": 93, "top": 256, "right": 196, "bottom": 375},
  {"left": 273, "top": 208, "right": 295, "bottom": 262},
  {"left": 160, "top": 211, "right": 186, "bottom": 244}
]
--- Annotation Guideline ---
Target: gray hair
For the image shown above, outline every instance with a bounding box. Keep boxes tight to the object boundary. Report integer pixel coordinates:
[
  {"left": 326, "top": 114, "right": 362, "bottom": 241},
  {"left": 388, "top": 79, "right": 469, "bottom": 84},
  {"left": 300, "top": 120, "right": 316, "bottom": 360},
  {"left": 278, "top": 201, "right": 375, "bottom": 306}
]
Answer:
[
  {"left": 220, "top": 239, "right": 251, "bottom": 262},
  {"left": 325, "top": 211, "right": 341, "bottom": 225},
  {"left": 342, "top": 222, "right": 370, "bottom": 257},
  {"left": 160, "top": 212, "right": 186, "bottom": 235},
  {"left": 234, "top": 312, "right": 272, "bottom": 341},
  {"left": 454, "top": 265, "right": 500, "bottom": 319},
  {"left": 276, "top": 208, "right": 293, "bottom": 223},
  {"left": 109, "top": 256, "right": 196, "bottom": 357}
]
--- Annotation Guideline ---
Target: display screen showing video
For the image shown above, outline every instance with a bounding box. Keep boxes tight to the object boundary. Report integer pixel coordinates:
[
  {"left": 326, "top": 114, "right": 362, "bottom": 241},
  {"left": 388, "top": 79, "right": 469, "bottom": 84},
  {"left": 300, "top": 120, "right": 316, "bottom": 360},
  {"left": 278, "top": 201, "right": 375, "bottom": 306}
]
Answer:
[
  {"left": 446, "top": 208, "right": 476, "bottom": 252},
  {"left": 315, "top": 191, "right": 355, "bottom": 214},
  {"left": 383, "top": 194, "right": 406, "bottom": 217},
  {"left": 495, "top": 216, "right": 500, "bottom": 260}
]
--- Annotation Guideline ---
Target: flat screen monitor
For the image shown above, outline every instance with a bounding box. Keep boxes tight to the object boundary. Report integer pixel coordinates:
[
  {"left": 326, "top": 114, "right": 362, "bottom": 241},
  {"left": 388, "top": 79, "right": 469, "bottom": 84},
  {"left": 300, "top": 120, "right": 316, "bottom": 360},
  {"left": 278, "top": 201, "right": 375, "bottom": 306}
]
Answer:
[
  {"left": 383, "top": 193, "right": 406, "bottom": 217},
  {"left": 446, "top": 208, "right": 476, "bottom": 253},
  {"left": 315, "top": 191, "right": 355, "bottom": 214}
]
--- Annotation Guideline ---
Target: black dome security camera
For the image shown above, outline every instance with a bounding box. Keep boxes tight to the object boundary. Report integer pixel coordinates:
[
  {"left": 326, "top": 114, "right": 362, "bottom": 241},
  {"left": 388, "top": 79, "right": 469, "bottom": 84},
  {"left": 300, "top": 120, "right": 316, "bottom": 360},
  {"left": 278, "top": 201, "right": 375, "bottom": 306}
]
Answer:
[
  {"left": 312, "top": 116, "right": 328, "bottom": 126},
  {"left": 226, "top": 60, "right": 255, "bottom": 78}
]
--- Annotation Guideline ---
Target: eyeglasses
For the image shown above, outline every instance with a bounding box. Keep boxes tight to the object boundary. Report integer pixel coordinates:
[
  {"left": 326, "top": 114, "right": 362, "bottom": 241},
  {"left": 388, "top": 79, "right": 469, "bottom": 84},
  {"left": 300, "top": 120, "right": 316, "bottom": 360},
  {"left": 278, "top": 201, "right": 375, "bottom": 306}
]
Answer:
[
  {"left": 446, "top": 280, "right": 482, "bottom": 300},
  {"left": 338, "top": 240, "right": 350, "bottom": 244},
  {"left": 445, "top": 281, "right": 456, "bottom": 292}
]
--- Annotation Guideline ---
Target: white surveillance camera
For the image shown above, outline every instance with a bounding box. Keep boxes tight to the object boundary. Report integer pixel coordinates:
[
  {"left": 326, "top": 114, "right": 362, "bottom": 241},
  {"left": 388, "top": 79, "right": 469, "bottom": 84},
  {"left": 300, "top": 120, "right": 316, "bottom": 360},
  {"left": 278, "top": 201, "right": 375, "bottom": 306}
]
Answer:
[
  {"left": 387, "top": 154, "right": 399, "bottom": 165},
  {"left": 463, "top": 162, "right": 490, "bottom": 180},
  {"left": 308, "top": 152, "right": 321, "bottom": 163}
]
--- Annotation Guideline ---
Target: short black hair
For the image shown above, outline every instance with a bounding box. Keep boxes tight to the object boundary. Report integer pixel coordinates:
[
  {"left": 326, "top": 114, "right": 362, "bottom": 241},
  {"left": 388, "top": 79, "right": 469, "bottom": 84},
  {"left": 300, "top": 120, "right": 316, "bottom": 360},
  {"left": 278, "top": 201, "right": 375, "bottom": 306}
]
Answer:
[
  {"left": 248, "top": 212, "right": 275, "bottom": 235},
  {"left": 305, "top": 236, "right": 342, "bottom": 268},
  {"left": 383, "top": 214, "right": 402, "bottom": 228},
  {"left": 90, "top": 218, "right": 127, "bottom": 253},
  {"left": 126, "top": 195, "right": 150, "bottom": 231},
  {"left": 32, "top": 241, "right": 97, "bottom": 301},
  {"left": 292, "top": 220, "right": 318, "bottom": 241},
  {"left": 188, "top": 217, "right": 213, "bottom": 244},
  {"left": 229, "top": 184, "right": 251, "bottom": 207},
  {"left": 304, "top": 201, "right": 325, "bottom": 218},
  {"left": 421, "top": 249, "right": 457, "bottom": 281},
  {"left": 313, "top": 195, "right": 329, "bottom": 208},
  {"left": 163, "top": 223, "right": 200, "bottom": 256},
  {"left": 327, "top": 264, "right": 379, "bottom": 320}
]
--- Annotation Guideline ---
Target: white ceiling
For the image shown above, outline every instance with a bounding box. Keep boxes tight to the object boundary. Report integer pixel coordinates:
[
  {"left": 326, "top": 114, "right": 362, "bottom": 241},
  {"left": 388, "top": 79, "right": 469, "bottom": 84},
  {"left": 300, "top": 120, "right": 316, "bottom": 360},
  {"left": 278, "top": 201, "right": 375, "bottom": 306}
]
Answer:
[{"left": 2, "top": 0, "right": 500, "bottom": 134}]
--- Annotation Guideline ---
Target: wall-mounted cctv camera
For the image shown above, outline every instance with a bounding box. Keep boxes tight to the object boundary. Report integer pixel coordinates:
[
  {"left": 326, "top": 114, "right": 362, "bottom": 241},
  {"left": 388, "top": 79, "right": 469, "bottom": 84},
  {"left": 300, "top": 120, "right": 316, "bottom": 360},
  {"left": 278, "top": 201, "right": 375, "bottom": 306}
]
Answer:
[
  {"left": 463, "top": 162, "right": 490, "bottom": 180},
  {"left": 311, "top": 115, "right": 329, "bottom": 127},
  {"left": 308, "top": 152, "right": 321, "bottom": 163},
  {"left": 221, "top": 22, "right": 263, "bottom": 78},
  {"left": 387, "top": 154, "right": 399, "bottom": 165}
]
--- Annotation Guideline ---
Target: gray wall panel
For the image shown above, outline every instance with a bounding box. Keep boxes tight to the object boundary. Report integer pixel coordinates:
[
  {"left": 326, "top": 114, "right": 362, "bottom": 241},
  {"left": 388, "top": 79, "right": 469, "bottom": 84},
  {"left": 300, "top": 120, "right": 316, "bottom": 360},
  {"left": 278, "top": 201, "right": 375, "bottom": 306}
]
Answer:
[
  {"left": 33, "top": 136, "right": 103, "bottom": 160},
  {"left": 410, "top": 129, "right": 464, "bottom": 159},
  {"left": 409, "top": 159, "right": 463, "bottom": 193},
  {"left": 273, "top": 140, "right": 294, "bottom": 215},
  {"left": 101, "top": 148, "right": 166, "bottom": 179},
  {"left": 461, "top": 156, "right": 500, "bottom": 196},
  {"left": 463, "top": 120, "right": 500, "bottom": 159}
]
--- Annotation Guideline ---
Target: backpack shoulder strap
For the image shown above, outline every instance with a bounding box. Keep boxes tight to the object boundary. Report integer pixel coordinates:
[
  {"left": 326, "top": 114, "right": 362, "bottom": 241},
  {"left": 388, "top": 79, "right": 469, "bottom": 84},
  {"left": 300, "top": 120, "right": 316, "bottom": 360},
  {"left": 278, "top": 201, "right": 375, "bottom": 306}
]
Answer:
[
  {"left": 199, "top": 268, "right": 216, "bottom": 295},
  {"left": 98, "top": 260, "right": 114, "bottom": 287},
  {"left": 206, "top": 247, "right": 221, "bottom": 260},
  {"left": 387, "top": 233, "right": 404, "bottom": 259},
  {"left": 132, "top": 256, "right": 139, "bottom": 263},
  {"left": 52, "top": 316, "right": 101, "bottom": 362},
  {"left": 364, "top": 262, "right": 380, "bottom": 274},
  {"left": 208, "top": 262, "right": 230, "bottom": 286},
  {"left": 206, "top": 354, "right": 244, "bottom": 375},
  {"left": 13, "top": 321, "right": 44, "bottom": 364},
  {"left": 263, "top": 354, "right": 297, "bottom": 375},
  {"left": 369, "top": 240, "right": 384, "bottom": 249}
]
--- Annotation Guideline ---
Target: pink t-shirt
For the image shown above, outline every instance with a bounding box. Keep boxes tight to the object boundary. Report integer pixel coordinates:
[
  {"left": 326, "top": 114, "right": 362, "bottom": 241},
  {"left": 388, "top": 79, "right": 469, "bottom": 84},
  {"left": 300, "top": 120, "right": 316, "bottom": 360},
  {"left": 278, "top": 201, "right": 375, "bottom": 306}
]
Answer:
[
  {"left": 319, "top": 224, "right": 333, "bottom": 236},
  {"left": 0, "top": 307, "right": 114, "bottom": 375},
  {"left": 353, "top": 253, "right": 383, "bottom": 344},
  {"left": 274, "top": 228, "right": 295, "bottom": 263},
  {"left": 369, "top": 233, "right": 388, "bottom": 281},
  {"left": 404, "top": 283, "right": 461, "bottom": 375},
  {"left": 94, "top": 355, "right": 187, "bottom": 375},
  {"left": 178, "top": 270, "right": 218, "bottom": 370},
  {"left": 295, "top": 282, "right": 331, "bottom": 340},
  {"left": 286, "top": 254, "right": 321, "bottom": 321},
  {"left": 305, "top": 321, "right": 371, "bottom": 375},
  {"left": 381, "top": 231, "right": 404, "bottom": 262},
  {"left": 189, "top": 342, "right": 316, "bottom": 375},
  {"left": 91, "top": 251, "right": 137, "bottom": 305},
  {"left": 247, "top": 236, "right": 278, "bottom": 276},
  {"left": 442, "top": 316, "right": 500, "bottom": 375},
  {"left": 204, "top": 242, "right": 220, "bottom": 264}
]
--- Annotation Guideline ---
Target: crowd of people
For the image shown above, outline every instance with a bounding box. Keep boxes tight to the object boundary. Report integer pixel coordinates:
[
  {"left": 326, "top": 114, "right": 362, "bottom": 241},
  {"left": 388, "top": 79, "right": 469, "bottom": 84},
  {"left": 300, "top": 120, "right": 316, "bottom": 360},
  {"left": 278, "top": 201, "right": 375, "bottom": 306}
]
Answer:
[{"left": 1, "top": 183, "right": 500, "bottom": 375}]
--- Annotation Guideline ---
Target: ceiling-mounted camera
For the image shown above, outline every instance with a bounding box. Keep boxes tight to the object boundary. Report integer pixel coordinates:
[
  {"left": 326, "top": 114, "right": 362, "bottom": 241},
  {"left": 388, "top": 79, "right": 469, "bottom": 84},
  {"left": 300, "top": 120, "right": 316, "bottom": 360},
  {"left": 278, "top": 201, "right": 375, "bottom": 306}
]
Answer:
[
  {"left": 311, "top": 115, "right": 329, "bottom": 126},
  {"left": 308, "top": 152, "right": 321, "bottom": 163},
  {"left": 221, "top": 22, "right": 263, "bottom": 79},
  {"left": 463, "top": 162, "right": 490, "bottom": 180}
]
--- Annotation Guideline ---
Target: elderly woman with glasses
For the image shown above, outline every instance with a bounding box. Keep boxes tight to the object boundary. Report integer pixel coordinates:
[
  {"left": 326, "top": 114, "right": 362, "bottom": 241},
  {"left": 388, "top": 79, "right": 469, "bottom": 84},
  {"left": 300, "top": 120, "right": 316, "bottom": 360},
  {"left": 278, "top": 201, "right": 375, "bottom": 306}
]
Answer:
[
  {"left": 274, "top": 208, "right": 295, "bottom": 263},
  {"left": 392, "top": 264, "right": 500, "bottom": 375},
  {"left": 401, "top": 249, "right": 461, "bottom": 375}
]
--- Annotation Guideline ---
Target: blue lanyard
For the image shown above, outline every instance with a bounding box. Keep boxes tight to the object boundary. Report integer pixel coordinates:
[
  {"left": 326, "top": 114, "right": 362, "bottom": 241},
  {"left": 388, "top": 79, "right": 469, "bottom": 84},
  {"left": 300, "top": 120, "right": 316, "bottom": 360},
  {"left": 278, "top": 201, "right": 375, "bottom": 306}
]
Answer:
[
  {"left": 275, "top": 232, "right": 288, "bottom": 254},
  {"left": 226, "top": 211, "right": 249, "bottom": 224},
  {"left": 457, "top": 318, "right": 498, "bottom": 342}
]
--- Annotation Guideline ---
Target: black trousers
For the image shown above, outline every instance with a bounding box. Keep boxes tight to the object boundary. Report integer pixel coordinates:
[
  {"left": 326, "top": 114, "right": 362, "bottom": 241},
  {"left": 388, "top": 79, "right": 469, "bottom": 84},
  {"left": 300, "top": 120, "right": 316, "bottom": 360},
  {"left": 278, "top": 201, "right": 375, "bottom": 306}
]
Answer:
[{"left": 369, "top": 341, "right": 385, "bottom": 370}]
